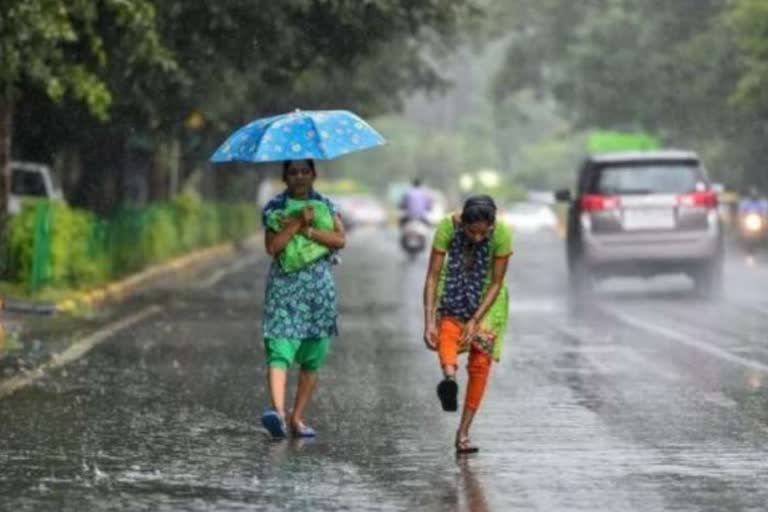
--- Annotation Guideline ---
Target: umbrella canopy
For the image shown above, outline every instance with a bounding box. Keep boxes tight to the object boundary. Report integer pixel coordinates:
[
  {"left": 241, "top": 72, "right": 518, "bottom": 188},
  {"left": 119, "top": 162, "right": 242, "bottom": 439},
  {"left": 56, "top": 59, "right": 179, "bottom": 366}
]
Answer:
[{"left": 210, "top": 109, "right": 386, "bottom": 163}]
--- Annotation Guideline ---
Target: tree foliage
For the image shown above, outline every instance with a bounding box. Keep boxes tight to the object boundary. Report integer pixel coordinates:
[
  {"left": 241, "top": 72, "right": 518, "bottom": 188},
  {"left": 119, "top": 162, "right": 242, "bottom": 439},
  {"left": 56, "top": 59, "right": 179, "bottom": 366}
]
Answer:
[
  {"left": 330, "top": 115, "right": 501, "bottom": 196},
  {"left": 9, "top": 0, "right": 481, "bottom": 210},
  {"left": 490, "top": 0, "right": 768, "bottom": 189},
  {"left": 0, "top": 0, "right": 169, "bottom": 116},
  {"left": 728, "top": 0, "right": 768, "bottom": 114}
]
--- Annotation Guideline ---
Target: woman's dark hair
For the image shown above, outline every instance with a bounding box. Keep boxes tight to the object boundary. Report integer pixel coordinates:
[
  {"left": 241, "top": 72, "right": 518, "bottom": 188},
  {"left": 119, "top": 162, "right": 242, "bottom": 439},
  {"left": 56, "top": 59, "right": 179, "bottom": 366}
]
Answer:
[
  {"left": 461, "top": 194, "right": 496, "bottom": 225},
  {"left": 282, "top": 159, "right": 316, "bottom": 179}
]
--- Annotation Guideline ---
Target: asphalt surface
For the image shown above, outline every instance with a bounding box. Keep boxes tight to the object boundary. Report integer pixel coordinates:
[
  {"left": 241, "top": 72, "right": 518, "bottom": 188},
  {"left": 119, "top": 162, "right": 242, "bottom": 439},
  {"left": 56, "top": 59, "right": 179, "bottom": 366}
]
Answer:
[{"left": 1, "top": 227, "right": 768, "bottom": 511}]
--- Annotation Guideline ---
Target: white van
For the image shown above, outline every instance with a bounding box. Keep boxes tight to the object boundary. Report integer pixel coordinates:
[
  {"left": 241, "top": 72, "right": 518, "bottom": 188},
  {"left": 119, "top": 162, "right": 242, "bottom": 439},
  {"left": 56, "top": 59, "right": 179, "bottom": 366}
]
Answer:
[{"left": 9, "top": 161, "right": 65, "bottom": 214}]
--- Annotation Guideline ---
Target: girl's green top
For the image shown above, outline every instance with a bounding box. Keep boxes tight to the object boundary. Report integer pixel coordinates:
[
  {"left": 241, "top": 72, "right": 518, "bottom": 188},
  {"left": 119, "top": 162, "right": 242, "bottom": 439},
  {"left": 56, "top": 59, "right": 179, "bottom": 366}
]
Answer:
[{"left": 432, "top": 215, "right": 513, "bottom": 361}]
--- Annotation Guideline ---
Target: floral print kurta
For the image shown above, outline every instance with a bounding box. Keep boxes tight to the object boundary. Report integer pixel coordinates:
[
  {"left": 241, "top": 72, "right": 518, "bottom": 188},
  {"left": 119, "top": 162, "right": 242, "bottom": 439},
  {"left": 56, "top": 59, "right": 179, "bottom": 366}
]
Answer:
[{"left": 262, "top": 191, "right": 338, "bottom": 340}]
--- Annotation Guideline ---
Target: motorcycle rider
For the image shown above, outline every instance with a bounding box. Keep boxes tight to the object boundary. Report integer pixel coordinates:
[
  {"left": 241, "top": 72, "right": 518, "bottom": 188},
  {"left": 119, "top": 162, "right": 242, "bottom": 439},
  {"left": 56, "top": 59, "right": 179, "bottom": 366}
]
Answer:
[
  {"left": 738, "top": 185, "right": 768, "bottom": 215},
  {"left": 399, "top": 178, "right": 433, "bottom": 227},
  {"left": 737, "top": 185, "right": 768, "bottom": 253}
]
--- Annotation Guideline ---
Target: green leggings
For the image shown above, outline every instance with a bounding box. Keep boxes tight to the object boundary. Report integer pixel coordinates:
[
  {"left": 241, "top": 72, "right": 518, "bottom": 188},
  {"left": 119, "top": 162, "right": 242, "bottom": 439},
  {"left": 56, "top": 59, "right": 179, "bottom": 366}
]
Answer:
[{"left": 264, "top": 337, "right": 330, "bottom": 371}]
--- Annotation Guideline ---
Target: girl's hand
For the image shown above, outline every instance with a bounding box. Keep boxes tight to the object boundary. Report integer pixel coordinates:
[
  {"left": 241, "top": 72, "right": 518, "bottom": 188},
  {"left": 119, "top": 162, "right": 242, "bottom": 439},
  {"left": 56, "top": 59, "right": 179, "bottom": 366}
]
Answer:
[
  {"left": 461, "top": 318, "right": 479, "bottom": 344},
  {"left": 423, "top": 322, "right": 439, "bottom": 351}
]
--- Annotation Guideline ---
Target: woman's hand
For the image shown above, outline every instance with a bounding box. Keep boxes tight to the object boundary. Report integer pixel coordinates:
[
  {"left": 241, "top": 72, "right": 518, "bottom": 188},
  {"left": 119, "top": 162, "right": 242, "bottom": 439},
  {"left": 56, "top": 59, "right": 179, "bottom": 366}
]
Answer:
[
  {"left": 301, "top": 206, "right": 315, "bottom": 226},
  {"left": 461, "top": 318, "right": 479, "bottom": 344},
  {"left": 423, "top": 322, "right": 439, "bottom": 351},
  {"left": 280, "top": 215, "right": 302, "bottom": 230}
]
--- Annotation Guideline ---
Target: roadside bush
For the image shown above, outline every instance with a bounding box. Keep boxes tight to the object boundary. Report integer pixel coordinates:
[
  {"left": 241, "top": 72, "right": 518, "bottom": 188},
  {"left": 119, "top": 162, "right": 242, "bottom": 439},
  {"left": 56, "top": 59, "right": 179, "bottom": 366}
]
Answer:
[
  {"left": 109, "top": 207, "right": 149, "bottom": 276},
  {"left": 6, "top": 201, "right": 40, "bottom": 284},
  {"left": 219, "top": 203, "right": 257, "bottom": 243},
  {"left": 139, "top": 205, "right": 181, "bottom": 265},
  {"left": 6, "top": 201, "right": 110, "bottom": 289},
  {"left": 79, "top": 217, "right": 111, "bottom": 285},
  {"left": 51, "top": 205, "right": 110, "bottom": 287},
  {"left": 172, "top": 191, "right": 204, "bottom": 250},
  {"left": 199, "top": 203, "right": 222, "bottom": 246},
  {"left": 4, "top": 198, "right": 259, "bottom": 295}
]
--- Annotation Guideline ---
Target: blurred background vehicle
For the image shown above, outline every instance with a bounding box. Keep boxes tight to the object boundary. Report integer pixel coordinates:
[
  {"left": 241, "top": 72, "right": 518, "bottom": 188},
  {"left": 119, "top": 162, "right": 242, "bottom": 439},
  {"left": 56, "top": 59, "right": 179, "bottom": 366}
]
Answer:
[
  {"left": 737, "top": 209, "right": 768, "bottom": 253},
  {"left": 399, "top": 218, "right": 430, "bottom": 259},
  {"left": 555, "top": 150, "right": 724, "bottom": 297},
  {"left": 735, "top": 186, "right": 768, "bottom": 253},
  {"left": 8, "top": 161, "right": 65, "bottom": 215},
  {"left": 388, "top": 181, "right": 447, "bottom": 227},
  {"left": 333, "top": 194, "right": 388, "bottom": 231},
  {"left": 499, "top": 202, "right": 558, "bottom": 233}
]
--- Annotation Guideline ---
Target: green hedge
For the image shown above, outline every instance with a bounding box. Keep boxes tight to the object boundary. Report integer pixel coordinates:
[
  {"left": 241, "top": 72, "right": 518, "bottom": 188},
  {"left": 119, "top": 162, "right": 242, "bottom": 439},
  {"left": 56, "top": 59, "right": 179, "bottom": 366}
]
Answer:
[{"left": 4, "top": 193, "right": 258, "bottom": 293}]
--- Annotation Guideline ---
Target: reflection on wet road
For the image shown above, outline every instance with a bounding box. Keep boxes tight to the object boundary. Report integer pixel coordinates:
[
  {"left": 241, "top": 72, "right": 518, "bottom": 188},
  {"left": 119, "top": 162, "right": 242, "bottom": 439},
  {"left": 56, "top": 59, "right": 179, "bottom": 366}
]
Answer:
[{"left": 2, "top": 227, "right": 768, "bottom": 511}]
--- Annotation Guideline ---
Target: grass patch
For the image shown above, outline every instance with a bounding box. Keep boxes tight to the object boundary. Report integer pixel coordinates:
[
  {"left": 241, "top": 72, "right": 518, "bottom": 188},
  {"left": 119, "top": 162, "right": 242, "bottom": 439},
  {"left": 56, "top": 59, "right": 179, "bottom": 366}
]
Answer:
[{"left": 0, "top": 281, "right": 76, "bottom": 303}]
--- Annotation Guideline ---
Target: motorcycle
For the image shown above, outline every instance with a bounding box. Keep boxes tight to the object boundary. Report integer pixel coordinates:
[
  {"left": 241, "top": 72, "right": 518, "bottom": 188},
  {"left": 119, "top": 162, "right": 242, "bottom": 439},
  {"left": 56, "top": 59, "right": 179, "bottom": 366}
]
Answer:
[
  {"left": 400, "top": 218, "right": 430, "bottom": 258},
  {"left": 737, "top": 209, "right": 768, "bottom": 253}
]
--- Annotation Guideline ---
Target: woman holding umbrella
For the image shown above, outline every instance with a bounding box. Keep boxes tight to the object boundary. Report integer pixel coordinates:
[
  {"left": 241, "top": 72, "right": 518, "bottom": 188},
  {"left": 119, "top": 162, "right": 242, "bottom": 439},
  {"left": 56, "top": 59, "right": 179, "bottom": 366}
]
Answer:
[
  {"left": 210, "top": 109, "right": 385, "bottom": 439},
  {"left": 260, "top": 159, "right": 346, "bottom": 438},
  {"left": 422, "top": 195, "right": 512, "bottom": 454}
]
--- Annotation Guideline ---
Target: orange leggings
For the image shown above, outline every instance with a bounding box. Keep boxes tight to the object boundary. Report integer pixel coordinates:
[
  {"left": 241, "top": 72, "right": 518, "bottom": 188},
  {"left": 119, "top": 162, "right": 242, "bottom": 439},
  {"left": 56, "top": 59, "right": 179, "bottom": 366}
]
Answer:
[{"left": 437, "top": 317, "right": 492, "bottom": 411}]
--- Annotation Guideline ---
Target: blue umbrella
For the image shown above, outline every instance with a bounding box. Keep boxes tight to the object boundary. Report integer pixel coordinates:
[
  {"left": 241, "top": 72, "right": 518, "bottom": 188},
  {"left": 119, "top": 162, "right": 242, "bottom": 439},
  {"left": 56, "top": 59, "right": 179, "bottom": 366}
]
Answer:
[{"left": 210, "top": 109, "right": 386, "bottom": 163}]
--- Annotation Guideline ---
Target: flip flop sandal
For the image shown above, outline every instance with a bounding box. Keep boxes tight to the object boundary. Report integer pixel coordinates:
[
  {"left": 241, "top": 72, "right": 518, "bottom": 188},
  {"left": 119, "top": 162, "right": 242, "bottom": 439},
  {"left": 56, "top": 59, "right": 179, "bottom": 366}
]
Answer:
[
  {"left": 291, "top": 422, "right": 317, "bottom": 438},
  {"left": 437, "top": 377, "right": 459, "bottom": 412},
  {"left": 455, "top": 436, "right": 480, "bottom": 455},
  {"left": 261, "top": 410, "right": 287, "bottom": 439}
]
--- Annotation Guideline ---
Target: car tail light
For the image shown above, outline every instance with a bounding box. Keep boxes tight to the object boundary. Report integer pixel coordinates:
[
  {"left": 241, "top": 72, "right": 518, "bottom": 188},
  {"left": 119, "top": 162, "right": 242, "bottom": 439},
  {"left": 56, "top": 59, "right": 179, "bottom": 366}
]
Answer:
[
  {"left": 580, "top": 194, "right": 620, "bottom": 211},
  {"left": 677, "top": 191, "right": 718, "bottom": 208}
]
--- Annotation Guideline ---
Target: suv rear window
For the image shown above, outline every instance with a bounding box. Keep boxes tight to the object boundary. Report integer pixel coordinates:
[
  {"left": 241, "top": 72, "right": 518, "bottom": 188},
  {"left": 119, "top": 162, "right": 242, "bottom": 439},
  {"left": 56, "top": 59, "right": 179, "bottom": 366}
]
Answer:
[{"left": 591, "top": 162, "right": 703, "bottom": 195}]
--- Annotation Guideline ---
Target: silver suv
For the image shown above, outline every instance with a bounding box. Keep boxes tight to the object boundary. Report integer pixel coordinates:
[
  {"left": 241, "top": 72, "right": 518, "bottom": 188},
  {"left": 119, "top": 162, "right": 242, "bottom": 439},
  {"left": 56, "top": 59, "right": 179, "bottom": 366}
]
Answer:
[{"left": 555, "top": 150, "right": 724, "bottom": 296}]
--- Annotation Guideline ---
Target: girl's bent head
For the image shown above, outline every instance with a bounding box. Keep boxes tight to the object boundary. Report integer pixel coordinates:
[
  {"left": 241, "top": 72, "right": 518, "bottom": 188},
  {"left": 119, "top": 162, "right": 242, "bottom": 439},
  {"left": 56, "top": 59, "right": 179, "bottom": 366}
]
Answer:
[{"left": 460, "top": 195, "right": 496, "bottom": 243}]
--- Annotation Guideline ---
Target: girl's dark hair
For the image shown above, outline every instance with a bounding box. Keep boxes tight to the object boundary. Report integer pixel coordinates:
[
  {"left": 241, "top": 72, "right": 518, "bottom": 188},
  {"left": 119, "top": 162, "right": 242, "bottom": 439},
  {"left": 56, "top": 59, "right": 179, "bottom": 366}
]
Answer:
[
  {"left": 461, "top": 194, "right": 497, "bottom": 224},
  {"left": 282, "top": 159, "right": 316, "bottom": 179}
]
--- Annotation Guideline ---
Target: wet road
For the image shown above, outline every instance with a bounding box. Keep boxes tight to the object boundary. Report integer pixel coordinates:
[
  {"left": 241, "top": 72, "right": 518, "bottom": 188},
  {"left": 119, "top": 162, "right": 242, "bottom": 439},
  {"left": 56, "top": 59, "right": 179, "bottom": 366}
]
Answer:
[{"left": 2, "top": 227, "right": 768, "bottom": 511}]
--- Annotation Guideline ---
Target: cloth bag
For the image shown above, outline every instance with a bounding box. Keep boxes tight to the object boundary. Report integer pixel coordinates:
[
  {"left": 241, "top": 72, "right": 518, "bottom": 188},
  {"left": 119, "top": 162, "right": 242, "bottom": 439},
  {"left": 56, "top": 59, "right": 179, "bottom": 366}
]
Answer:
[{"left": 266, "top": 199, "right": 334, "bottom": 273}]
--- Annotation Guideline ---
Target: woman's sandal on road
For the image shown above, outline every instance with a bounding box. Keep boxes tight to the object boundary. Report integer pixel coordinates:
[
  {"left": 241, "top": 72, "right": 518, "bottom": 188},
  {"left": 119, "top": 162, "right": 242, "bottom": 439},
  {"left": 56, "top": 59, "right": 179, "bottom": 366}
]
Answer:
[
  {"left": 437, "top": 377, "right": 459, "bottom": 412},
  {"left": 290, "top": 421, "right": 317, "bottom": 438},
  {"left": 455, "top": 436, "right": 480, "bottom": 455},
  {"left": 261, "top": 410, "right": 288, "bottom": 439}
]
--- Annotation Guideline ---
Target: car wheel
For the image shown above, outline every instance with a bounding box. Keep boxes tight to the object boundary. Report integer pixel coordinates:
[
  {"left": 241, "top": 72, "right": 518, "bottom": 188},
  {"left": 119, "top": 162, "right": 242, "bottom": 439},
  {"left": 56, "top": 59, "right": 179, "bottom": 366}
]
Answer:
[
  {"left": 693, "top": 257, "right": 724, "bottom": 299},
  {"left": 568, "top": 256, "right": 594, "bottom": 296}
]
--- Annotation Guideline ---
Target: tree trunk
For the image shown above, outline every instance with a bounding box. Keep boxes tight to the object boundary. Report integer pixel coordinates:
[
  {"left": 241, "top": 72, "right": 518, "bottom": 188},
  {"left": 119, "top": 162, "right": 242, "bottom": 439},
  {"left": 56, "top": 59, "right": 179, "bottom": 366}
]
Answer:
[
  {"left": 53, "top": 146, "right": 83, "bottom": 201},
  {"left": 149, "top": 137, "right": 181, "bottom": 202},
  {"left": 0, "top": 94, "right": 13, "bottom": 223},
  {"left": 168, "top": 138, "right": 181, "bottom": 199}
]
